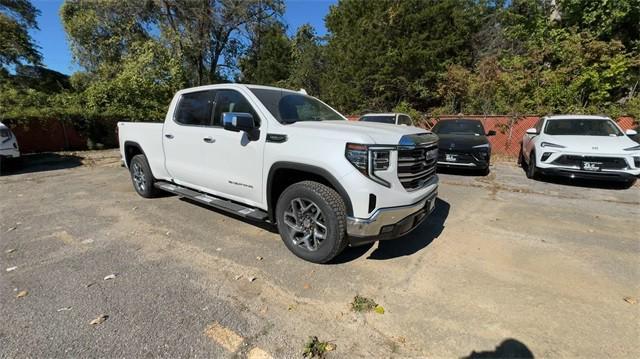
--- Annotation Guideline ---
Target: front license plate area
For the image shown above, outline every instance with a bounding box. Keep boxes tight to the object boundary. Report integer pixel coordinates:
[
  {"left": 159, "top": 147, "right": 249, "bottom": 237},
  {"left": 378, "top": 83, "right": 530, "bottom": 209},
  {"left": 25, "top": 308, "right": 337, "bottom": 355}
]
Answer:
[
  {"left": 445, "top": 154, "right": 457, "bottom": 162},
  {"left": 582, "top": 161, "right": 602, "bottom": 171}
]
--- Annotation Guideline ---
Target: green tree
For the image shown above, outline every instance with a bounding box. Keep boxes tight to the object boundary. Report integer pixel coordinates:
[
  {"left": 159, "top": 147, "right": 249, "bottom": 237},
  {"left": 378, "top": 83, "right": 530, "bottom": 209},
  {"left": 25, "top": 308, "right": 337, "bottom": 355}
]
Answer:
[
  {"left": 238, "top": 21, "right": 292, "bottom": 86},
  {"left": 323, "top": 0, "right": 482, "bottom": 114},
  {"left": 0, "top": 0, "right": 41, "bottom": 70},
  {"left": 287, "top": 24, "right": 325, "bottom": 96}
]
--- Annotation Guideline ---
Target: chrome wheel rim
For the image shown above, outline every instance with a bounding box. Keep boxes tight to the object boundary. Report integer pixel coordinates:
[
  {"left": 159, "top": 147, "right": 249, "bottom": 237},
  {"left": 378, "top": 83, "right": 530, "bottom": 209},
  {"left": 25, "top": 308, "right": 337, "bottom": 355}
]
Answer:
[
  {"left": 132, "top": 162, "right": 146, "bottom": 192},
  {"left": 283, "top": 198, "right": 327, "bottom": 252}
]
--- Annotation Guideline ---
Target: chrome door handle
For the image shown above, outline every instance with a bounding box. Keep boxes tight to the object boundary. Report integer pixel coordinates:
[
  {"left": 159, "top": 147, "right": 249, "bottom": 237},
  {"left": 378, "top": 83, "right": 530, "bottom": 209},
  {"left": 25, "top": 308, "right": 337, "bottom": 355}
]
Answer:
[
  {"left": 203, "top": 137, "right": 215, "bottom": 143},
  {"left": 165, "top": 134, "right": 174, "bottom": 139}
]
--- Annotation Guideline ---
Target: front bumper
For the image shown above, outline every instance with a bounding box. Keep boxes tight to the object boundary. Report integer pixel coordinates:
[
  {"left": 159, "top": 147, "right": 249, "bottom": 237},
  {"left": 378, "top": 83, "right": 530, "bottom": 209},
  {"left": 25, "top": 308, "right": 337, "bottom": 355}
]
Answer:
[
  {"left": 437, "top": 149, "right": 489, "bottom": 169},
  {"left": 539, "top": 167, "right": 638, "bottom": 182},
  {"left": 0, "top": 148, "right": 20, "bottom": 158},
  {"left": 346, "top": 188, "right": 438, "bottom": 245}
]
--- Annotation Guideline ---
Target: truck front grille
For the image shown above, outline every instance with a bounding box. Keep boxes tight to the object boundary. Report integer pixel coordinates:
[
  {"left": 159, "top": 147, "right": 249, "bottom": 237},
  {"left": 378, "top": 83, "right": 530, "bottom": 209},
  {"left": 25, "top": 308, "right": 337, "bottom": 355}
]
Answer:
[
  {"left": 552, "top": 155, "right": 628, "bottom": 170},
  {"left": 398, "top": 144, "right": 438, "bottom": 190}
]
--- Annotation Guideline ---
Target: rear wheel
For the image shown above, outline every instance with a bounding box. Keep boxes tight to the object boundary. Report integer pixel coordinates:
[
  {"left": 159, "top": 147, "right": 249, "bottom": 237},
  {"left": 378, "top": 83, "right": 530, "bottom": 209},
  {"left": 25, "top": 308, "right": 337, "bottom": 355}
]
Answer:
[
  {"left": 526, "top": 151, "right": 539, "bottom": 180},
  {"left": 276, "top": 181, "right": 348, "bottom": 263},
  {"left": 130, "top": 154, "right": 157, "bottom": 198}
]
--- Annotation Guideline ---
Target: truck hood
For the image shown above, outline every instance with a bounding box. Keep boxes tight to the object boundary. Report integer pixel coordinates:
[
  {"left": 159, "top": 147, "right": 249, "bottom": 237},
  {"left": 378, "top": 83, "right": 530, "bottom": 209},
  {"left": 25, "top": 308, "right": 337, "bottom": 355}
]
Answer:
[
  {"left": 284, "top": 120, "right": 432, "bottom": 144},
  {"left": 544, "top": 135, "right": 639, "bottom": 154}
]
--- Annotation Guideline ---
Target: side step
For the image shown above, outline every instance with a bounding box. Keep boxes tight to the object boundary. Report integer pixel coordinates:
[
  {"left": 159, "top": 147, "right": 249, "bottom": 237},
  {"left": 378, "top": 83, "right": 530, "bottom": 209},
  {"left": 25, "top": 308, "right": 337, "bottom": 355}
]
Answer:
[{"left": 154, "top": 181, "right": 269, "bottom": 222}]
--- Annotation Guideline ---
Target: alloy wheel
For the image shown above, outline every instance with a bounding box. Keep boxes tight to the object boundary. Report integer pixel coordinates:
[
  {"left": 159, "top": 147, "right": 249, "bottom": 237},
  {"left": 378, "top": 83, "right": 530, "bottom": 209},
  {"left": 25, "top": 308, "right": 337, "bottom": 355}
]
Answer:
[
  {"left": 283, "top": 198, "right": 327, "bottom": 252},
  {"left": 132, "top": 162, "right": 146, "bottom": 192}
]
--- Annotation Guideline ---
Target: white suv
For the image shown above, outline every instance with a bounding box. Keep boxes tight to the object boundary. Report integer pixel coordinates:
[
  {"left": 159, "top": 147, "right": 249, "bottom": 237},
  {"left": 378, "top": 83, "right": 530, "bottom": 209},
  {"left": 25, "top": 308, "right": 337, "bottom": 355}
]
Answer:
[
  {"left": 359, "top": 113, "right": 414, "bottom": 126},
  {"left": 520, "top": 115, "right": 640, "bottom": 186}
]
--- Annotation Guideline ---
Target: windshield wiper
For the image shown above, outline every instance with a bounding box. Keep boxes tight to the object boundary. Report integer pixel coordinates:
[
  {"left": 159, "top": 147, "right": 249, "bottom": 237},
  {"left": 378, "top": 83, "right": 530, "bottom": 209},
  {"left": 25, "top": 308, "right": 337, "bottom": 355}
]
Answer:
[{"left": 281, "top": 119, "right": 298, "bottom": 124}]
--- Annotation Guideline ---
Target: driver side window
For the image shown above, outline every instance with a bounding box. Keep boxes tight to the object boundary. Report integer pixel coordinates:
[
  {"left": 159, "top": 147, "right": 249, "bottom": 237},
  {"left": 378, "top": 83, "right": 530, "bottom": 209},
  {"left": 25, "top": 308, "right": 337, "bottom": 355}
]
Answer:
[
  {"left": 535, "top": 119, "right": 544, "bottom": 134},
  {"left": 212, "top": 90, "right": 260, "bottom": 127}
]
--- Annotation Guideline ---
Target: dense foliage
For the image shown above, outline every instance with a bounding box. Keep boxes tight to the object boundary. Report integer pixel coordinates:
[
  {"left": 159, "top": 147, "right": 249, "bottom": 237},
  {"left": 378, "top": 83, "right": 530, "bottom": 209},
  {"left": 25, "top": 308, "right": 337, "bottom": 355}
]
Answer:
[{"left": 1, "top": 0, "right": 638, "bottom": 129}]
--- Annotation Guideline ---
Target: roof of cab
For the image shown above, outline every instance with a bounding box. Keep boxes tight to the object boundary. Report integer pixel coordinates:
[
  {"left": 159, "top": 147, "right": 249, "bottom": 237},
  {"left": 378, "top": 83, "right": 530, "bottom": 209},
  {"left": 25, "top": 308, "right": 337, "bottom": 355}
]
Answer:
[
  {"left": 544, "top": 114, "right": 611, "bottom": 120},
  {"left": 361, "top": 113, "right": 409, "bottom": 117},
  {"left": 176, "top": 83, "right": 302, "bottom": 95}
]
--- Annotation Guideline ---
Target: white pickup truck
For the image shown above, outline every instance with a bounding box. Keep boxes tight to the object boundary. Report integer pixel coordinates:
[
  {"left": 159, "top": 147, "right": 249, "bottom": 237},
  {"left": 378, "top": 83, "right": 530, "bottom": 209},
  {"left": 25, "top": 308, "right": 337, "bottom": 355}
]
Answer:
[{"left": 118, "top": 84, "right": 439, "bottom": 263}]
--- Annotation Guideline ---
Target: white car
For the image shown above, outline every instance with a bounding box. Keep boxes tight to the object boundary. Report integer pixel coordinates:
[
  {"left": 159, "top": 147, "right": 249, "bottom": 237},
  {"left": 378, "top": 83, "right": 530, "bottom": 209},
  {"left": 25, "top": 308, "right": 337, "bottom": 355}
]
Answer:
[
  {"left": 520, "top": 115, "right": 640, "bottom": 186},
  {"left": 118, "top": 84, "right": 439, "bottom": 263},
  {"left": 0, "top": 122, "right": 20, "bottom": 169},
  {"left": 359, "top": 113, "right": 414, "bottom": 126}
]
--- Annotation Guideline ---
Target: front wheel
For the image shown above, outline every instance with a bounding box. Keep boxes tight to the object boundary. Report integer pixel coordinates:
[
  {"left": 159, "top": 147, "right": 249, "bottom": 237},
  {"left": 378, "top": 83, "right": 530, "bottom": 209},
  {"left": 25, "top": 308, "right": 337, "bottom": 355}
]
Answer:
[
  {"left": 526, "top": 151, "right": 539, "bottom": 180},
  {"left": 276, "top": 181, "right": 348, "bottom": 263}
]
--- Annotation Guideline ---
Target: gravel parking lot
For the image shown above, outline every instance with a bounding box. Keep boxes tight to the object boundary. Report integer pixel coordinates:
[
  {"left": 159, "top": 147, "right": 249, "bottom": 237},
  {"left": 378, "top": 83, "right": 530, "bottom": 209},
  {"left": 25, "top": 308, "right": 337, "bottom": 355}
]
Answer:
[{"left": 1, "top": 150, "right": 639, "bottom": 358}]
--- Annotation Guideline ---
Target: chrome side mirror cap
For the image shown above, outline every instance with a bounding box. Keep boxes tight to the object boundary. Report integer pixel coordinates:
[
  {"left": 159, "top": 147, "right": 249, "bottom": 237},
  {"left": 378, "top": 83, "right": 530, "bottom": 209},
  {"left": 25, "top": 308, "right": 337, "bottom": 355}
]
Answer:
[
  {"left": 526, "top": 128, "right": 538, "bottom": 135},
  {"left": 625, "top": 129, "right": 638, "bottom": 135}
]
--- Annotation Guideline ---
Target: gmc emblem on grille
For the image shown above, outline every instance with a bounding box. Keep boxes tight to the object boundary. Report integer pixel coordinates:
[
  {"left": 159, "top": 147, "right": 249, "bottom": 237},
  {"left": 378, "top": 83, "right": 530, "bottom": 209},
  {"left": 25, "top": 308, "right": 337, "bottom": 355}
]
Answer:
[{"left": 425, "top": 148, "right": 438, "bottom": 161}]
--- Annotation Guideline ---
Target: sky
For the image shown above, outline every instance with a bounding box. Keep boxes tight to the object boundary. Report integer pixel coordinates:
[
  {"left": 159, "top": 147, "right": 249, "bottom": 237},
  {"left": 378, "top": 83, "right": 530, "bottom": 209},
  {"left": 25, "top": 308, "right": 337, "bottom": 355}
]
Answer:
[{"left": 29, "top": 0, "right": 336, "bottom": 75}]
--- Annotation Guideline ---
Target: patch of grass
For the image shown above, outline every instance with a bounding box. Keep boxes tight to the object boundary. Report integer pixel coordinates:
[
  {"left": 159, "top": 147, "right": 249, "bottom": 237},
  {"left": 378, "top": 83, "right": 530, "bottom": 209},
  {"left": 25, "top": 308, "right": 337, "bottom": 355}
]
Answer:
[
  {"left": 303, "top": 336, "right": 335, "bottom": 358},
  {"left": 351, "top": 295, "right": 378, "bottom": 312}
]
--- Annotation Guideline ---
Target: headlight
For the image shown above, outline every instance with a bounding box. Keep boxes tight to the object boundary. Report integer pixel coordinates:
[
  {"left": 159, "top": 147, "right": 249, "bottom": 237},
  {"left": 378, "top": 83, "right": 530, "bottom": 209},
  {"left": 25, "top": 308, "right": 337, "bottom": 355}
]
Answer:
[
  {"left": 624, "top": 144, "right": 640, "bottom": 151},
  {"left": 540, "top": 141, "right": 566, "bottom": 148},
  {"left": 345, "top": 143, "right": 392, "bottom": 187}
]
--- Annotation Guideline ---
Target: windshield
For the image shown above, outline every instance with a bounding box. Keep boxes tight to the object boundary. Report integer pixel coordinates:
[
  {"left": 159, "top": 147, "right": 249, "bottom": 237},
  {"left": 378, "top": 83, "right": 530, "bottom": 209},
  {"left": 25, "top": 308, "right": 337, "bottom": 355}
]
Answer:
[
  {"left": 432, "top": 120, "right": 485, "bottom": 135},
  {"left": 250, "top": 88, "right": 344, "bottom": 124},
  {"left": 544, "top": 119, "right": 623, "bottom": 136},
  {"left": 360, "top": 115, "right": 395, "bottom": 124}
]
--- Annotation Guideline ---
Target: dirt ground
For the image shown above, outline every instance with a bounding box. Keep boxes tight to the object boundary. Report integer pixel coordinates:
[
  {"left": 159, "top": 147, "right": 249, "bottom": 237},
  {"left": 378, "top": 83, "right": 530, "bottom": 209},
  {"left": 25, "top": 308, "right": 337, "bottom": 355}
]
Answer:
[{"left": 1, "top": 150, "right": 639, "bottom": 358}]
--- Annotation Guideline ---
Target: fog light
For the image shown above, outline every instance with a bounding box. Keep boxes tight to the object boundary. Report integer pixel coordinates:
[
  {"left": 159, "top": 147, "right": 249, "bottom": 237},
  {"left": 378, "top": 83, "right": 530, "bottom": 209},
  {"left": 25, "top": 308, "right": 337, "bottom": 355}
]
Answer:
[
  {"left": 541, "top": 152, "right": 552, "bottom": 162},
  {"left": 381, "top": 225, "right": 394, "bottom": 234}
]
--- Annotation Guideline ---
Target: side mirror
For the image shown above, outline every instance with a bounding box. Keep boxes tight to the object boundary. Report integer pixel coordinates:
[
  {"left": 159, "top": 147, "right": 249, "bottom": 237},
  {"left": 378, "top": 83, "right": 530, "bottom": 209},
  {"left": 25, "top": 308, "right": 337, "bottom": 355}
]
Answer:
[
  {"left": 486, "top": 130, "right": 496, "bottom": 136},
  {"left": 526, "top": 128, "right": 538, "bottom": 135},
  {"left": 625, "top": 129, "right": 638, "bottom": 135},
  {"left": 223, "top": 112, "right": 255, "bottom": 132}
]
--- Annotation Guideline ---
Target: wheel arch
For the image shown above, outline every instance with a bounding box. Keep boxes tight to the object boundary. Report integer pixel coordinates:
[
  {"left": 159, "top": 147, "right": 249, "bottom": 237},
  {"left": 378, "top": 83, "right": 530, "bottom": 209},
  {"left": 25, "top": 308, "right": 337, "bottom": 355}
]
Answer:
[
  {"left": 123, "top": 141, "right": 147, "bottom": 168},
  {"left": 266, "top": 162, "right": 353, "bottom": 222}
]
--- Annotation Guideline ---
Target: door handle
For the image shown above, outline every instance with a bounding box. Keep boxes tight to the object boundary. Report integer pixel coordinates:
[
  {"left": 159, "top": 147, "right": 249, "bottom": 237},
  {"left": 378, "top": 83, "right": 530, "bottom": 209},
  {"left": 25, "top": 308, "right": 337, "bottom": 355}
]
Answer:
[
  {"left": 165, "top": 134, "right": 174, "bottom": 139},
  {"left": 203, "top": 137, "right": 215, "bottom": 143}
]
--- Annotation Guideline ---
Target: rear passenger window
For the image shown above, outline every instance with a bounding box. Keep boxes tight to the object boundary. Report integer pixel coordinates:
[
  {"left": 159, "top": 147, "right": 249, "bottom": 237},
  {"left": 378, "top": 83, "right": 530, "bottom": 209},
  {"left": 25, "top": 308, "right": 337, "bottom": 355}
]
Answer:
[
  {"left": 212, "top": 90, "right": 260, "bottom": 127},
  {"left": 175, "top": 91, "right": 215, "bottom": 126}
]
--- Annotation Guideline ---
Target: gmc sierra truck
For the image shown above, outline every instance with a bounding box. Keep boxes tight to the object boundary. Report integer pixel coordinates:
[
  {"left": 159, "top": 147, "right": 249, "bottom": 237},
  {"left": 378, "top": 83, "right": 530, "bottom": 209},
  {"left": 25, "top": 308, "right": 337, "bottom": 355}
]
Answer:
[{"left": 118, "top": 84, "right": 439, "bottom": 263}]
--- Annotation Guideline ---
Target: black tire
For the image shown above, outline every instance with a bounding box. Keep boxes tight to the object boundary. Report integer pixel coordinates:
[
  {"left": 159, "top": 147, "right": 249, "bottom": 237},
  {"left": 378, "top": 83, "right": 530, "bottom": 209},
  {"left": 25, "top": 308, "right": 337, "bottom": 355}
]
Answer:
[
  {"left": 526, "top": 151, "right": 538, "bottom": 179},
  {"left": 129, "top": 154, "right": 157, "bottom": 198},
  {"left": 275, "top": 181, "right": 348, "bottom": 263},
  {"left": 517, "top": 147, "right": 524, "bottom": 167},
  {"left": 624, "top": 179, "right": 637, "bottom": 189}
]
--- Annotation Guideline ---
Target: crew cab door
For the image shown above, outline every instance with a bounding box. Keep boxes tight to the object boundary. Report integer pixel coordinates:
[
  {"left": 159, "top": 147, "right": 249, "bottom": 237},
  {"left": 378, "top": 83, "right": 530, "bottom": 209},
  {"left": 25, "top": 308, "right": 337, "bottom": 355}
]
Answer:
[
  {"left": 162, "top": 88, "right": 266, "bottom": 208},
  {"left": 163, "top": 90, "right": 219, "bottom": 188},
  {"left": 205, "top": 89, "right": 266, "bottom": 206}
]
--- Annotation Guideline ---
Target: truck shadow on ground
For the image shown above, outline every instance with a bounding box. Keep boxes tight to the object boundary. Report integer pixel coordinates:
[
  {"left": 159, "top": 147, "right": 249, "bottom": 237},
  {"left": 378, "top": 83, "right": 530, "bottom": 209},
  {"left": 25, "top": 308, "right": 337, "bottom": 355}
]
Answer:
[
  {"left": 179, "top": 197, "right": 279, "bottom": 234},
  {"left": 0, "top": 153, "right": 83, "bottom": 176},
  {"left": 461, "top": 338, "right": 534, "bottom": 359},
  {"left": 330, "top": 198, "right": 450, "bottom": 263}
]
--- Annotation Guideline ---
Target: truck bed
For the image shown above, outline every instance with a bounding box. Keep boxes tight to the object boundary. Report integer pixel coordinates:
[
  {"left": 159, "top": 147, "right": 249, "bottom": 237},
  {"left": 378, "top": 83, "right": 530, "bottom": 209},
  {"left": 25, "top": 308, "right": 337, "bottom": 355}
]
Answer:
[{"left": 117, "top": 122, "right": 168, "bottom": 179}]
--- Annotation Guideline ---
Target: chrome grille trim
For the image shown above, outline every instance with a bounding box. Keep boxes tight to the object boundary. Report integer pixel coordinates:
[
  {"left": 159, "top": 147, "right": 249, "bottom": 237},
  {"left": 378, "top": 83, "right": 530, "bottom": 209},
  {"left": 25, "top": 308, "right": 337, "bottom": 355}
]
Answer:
[{"left": 397, "top": 142, "right": 438, "bottom": 191}]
